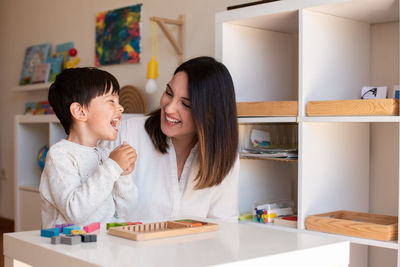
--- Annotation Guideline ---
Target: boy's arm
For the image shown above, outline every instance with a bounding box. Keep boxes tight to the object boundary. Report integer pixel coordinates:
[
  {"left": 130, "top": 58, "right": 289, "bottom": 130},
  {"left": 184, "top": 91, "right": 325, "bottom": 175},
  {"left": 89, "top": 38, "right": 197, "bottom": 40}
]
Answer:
[
  {"left": 112, "top": 174, "right": 138, "bottom": 220},
  {"left": 40, "top": 150, "right": 123, "bottom": 225}
]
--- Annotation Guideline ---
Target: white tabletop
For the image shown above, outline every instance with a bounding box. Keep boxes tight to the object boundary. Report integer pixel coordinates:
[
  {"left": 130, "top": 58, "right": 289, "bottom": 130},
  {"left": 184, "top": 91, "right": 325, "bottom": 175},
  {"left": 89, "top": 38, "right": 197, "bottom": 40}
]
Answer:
[{"left": 4, "top": 220, "right": 349, "bottom": 267}]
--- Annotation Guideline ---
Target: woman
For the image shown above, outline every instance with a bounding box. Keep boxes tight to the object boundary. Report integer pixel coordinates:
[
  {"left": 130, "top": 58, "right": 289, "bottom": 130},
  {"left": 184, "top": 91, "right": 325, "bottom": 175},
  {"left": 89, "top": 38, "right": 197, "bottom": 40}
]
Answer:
[{"left": 105, "top": 56, "right": 239, "bottom": 222}]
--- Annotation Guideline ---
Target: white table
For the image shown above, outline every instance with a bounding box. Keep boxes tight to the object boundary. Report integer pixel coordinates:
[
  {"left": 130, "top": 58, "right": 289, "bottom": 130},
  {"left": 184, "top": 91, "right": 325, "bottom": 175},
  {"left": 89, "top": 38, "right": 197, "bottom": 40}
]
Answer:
[{"left": 4, "top": 220, "right": 349, "bottom": 267}]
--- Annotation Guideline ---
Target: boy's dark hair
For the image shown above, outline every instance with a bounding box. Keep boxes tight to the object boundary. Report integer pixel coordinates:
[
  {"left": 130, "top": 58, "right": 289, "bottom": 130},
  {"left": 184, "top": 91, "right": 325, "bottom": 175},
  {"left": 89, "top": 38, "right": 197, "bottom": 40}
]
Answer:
[
  {"left": 48, "top": 67, "right": 120, "bottom": 135},
  {"left": 145, "top": 56, "right": 238, "bottom": 189}
]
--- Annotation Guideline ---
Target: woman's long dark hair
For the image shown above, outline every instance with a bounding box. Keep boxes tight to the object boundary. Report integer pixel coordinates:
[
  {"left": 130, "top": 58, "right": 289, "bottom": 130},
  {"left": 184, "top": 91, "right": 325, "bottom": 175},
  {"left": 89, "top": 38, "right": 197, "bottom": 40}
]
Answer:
[{"left": 145, "top": 56, "right": 238, "bottom": 189}]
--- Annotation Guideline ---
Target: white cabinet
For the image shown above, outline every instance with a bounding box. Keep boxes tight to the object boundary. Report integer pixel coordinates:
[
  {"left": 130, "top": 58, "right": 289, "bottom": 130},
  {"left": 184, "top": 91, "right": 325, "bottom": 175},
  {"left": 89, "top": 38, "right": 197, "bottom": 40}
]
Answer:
[
  {"left": 14, "top": 115, "right": 66, "bottom": 231},
  {"left": 216, "top": 0, "right": 399, "bottom": 266}
]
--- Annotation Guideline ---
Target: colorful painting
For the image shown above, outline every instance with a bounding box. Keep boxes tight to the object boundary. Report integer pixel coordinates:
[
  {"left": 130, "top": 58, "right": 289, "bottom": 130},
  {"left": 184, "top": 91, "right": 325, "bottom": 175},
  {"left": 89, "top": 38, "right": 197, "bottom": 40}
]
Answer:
[
  {"left": 95, "top": 4, "right": 142, "bottom": 66},
  {"left": 19, "top": 43, "right": 51, "bottom": 85}
]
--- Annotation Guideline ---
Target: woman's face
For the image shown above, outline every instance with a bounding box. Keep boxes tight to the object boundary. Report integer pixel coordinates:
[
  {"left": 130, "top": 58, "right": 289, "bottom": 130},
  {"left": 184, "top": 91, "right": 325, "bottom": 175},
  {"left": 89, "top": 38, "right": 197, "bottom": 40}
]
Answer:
[{"left": 160, "top": 71, "right": 196, "bottom": 142}]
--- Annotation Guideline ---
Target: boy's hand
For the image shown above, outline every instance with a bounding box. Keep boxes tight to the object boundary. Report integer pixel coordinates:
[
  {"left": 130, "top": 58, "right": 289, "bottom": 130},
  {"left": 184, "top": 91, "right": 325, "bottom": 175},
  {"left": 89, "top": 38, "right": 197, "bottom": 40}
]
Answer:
[{"left": 109, "top": 141, "right": 137, "bottom": 175}]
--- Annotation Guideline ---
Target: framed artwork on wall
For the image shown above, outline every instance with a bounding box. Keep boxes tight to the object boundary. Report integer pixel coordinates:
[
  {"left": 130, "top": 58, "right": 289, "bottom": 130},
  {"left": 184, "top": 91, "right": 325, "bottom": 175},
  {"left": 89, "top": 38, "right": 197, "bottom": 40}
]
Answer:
[{"left": 95, "top": 4, "right": 142, "bottom": 66}]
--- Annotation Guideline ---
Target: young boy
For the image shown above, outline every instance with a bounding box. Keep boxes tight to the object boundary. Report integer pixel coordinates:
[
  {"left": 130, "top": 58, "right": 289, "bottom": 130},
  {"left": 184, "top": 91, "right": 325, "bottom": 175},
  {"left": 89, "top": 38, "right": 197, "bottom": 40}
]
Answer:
[{"left": 39, "top": 67, "right": 137, "bottom": 229}]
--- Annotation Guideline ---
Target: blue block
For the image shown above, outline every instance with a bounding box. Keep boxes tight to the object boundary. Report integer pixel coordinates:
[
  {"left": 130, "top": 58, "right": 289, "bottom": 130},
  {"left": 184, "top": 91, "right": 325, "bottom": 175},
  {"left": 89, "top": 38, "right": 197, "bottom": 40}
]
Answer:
[
  {"left": 41, "top": 228, "right": 60, "bottom": 238},
  {"left": 395, "top": 90, "right": 400, "bottom": 99},
  {"left": 63, "top": 225, "right": 80, "bottom": 235}
]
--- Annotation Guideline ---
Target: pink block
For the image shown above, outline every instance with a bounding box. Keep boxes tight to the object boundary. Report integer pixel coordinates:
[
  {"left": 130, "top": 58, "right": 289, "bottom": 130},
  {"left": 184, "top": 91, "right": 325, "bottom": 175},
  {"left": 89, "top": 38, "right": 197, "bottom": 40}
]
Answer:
[{"left": 83, "top": 222, "right": 100, "bottom": 233}]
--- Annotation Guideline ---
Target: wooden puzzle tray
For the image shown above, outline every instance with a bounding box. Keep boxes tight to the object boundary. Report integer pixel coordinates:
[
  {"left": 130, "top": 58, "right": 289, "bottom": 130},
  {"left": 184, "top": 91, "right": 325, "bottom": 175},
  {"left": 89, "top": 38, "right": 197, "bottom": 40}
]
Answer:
[
  {"left": 107, "top": 219, "right": 218, "bottom": 241},
  {"left": 305, "top": 210, "right": 398, "bottom": 241}
]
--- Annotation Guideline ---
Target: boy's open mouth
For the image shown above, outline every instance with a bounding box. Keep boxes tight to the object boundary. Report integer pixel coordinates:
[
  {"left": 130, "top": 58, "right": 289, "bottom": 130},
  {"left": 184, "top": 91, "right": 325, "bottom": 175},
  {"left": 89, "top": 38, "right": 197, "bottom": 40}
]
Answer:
[{"left": 110, "top": 117, "right": 121, "bottom": 131}]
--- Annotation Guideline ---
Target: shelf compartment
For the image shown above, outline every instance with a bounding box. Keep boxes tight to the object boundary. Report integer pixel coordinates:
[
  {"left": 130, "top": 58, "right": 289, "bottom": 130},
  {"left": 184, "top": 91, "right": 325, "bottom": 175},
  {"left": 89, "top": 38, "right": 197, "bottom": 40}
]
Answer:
[
  {"left": 305, "top": 210, "right": 398, "bottom": 241},
  {"left": 237, "top": 101, "right": 298, "bottom": 116},
  {"left": 306, "top": 99, "right": 399, "bottom": 116}
]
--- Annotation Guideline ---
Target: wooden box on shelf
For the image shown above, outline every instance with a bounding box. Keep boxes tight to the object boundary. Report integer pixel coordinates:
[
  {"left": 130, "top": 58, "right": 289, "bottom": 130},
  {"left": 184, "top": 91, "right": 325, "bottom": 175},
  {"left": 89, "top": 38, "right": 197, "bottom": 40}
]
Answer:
[
  {"left": 236, "top": 101, "right": 298, "bottom": 117},
  {"left": 305, "top": 210, "right": 398, "bottom": 241},
  {"left": 306, "top": 99, "right": 399, "bottom": 116}
]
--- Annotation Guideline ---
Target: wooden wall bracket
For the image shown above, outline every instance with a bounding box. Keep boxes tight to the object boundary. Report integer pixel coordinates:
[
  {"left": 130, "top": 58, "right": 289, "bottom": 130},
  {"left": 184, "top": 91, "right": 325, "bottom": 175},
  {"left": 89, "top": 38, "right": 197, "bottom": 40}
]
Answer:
[{"left": 150, "top": 15, "right": 185, "bottom": 64}]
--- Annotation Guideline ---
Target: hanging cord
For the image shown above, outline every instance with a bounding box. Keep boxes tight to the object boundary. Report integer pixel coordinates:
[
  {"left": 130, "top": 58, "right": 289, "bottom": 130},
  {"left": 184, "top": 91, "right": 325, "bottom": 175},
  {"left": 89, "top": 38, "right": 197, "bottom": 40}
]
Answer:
[{"left": 151, "top": 19, "right": 159, "bottom": 62}]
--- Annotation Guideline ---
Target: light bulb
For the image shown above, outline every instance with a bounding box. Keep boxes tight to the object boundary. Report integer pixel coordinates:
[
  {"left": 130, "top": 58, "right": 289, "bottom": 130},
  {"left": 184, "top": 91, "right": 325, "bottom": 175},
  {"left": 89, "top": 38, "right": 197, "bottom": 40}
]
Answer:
[
  {"left": 145, "top": 56, "right": 159, "bottom": 94},
  {"left": 145, "top": 79, "right": 158, "bottom": 94}
]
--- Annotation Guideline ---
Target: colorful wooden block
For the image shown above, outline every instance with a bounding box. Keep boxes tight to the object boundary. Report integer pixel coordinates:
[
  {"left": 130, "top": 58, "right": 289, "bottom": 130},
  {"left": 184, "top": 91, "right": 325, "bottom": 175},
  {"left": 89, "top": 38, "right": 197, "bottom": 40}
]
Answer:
[
  {"left": 80, "top": 234, "right": 97, "bottom": 243},
  {"left": 55, "top": 224, "right": 73, "bottom": 234},
  {"left": 90, "top": 234, "right": 97, "bottom": 242},
  {"left": 61, "top": 235, "right": 81, "bottom": 245},
  {"left": 41, "top": 228, "right": 60, "bottom": 238},
  {"left": 80, "top": 234, "right": 91, "bottom": 242},
  {"left": 107, "top": 221, "right": 142, "bottom": 229},
  {"left": 51, "top": 236, "right": 61, "bottom": 244},
  {"left": 63, "top": 225, "right": 80, "bottom": 235},
  {"left": 70, "top": 229, "right": 87, "bottom": 235},
  {"left": 83, "top": 222, "right": 100, "bottom": 233}
]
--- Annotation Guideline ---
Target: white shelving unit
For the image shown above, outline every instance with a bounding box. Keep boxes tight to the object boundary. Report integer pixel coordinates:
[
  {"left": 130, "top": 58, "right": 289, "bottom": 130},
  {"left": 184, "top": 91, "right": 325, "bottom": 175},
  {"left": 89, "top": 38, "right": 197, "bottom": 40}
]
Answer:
[
  {"left": 14, "top": 115, "right": 65, "bottom": 231},
  {"left": 216, "top": 0, "right": 399, "bottom": 266}
]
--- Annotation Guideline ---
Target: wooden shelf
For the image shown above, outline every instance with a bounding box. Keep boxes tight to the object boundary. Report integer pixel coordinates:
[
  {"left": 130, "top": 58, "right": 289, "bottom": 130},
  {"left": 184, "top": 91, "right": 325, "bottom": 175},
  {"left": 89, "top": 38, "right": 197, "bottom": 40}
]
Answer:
[
  {"left": 306, "top": 99, "right": 399, "bottom": 117},
  {"left": 237, "top": 101, "right": 298, "bottom": 117}
]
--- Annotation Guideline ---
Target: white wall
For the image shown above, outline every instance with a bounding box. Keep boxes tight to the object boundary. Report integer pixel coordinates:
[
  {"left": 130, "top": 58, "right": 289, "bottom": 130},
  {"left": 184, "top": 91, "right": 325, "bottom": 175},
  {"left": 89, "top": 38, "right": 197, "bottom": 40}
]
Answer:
[{"left": 0, "top": 0, "right": 253, "bottom": 219}]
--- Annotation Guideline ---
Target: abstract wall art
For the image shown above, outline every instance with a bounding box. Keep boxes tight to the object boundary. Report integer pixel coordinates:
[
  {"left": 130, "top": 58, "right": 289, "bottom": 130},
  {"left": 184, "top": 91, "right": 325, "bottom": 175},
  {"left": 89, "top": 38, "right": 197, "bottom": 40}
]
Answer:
[{"left": 95, "top": 4, "right": 142, "bottom": 66}]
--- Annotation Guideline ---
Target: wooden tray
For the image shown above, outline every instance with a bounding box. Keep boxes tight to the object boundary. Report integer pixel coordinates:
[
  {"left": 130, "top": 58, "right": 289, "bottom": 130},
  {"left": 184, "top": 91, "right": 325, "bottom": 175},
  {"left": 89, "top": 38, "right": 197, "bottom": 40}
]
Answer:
[
  {"left": 305, "top": 210, "right": 398, "bottom": 241},
  {"left": 306, "top": 99, "right": 399, "bottom": 116},
  {"left": 107, "top": 219, "right": 218, "bottom": 241},
  {"left": 237, "top": 101, "right": 298, "bottom": 116}
]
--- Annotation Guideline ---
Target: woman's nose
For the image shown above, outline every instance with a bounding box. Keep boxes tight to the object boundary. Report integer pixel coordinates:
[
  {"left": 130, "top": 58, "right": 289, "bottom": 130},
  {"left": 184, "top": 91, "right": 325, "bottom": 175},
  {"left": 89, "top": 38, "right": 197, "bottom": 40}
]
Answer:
[{"left": 164, "top": 98, "right": 178, "bottom": 113}]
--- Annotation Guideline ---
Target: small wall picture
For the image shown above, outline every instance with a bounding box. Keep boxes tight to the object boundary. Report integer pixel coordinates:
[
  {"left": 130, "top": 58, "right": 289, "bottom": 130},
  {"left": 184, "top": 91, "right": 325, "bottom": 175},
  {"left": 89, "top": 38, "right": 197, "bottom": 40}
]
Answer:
[
  {"left": 361, "top": 86, "right": 388, "bottom": 99},
  {"left": 19, "top": 43, "right": 51, "bottom": 85},
  {"left": 95, "top": 4, "right": 142, "bottom": 66}
]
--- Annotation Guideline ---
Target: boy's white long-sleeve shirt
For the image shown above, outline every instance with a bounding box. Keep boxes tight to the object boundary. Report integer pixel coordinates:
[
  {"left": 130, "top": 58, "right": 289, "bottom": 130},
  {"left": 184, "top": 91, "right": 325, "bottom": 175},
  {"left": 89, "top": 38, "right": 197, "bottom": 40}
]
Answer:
[
  {"left": 39, "top": 139, "right": 138, "bottom": 229},
  {"left": 101, "top": 116, "right": 240, "bottom": 222}
]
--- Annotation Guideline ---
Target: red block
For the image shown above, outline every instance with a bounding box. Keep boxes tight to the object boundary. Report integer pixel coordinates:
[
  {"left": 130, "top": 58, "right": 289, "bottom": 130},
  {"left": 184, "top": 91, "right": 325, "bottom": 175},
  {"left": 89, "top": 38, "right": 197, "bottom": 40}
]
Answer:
[{"left": 83, "top": 222, "right": 100, "bottom": 233}]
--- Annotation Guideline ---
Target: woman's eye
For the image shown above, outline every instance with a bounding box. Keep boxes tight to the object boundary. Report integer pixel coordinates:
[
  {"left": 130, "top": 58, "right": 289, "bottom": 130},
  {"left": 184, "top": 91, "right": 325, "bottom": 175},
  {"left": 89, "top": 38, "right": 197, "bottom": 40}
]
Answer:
[
  {"left": 165, "top": 89, "right": 173, "bottom": 96},
  {"left": 182, "top": 102, "right": 191, "bottom": 109}
]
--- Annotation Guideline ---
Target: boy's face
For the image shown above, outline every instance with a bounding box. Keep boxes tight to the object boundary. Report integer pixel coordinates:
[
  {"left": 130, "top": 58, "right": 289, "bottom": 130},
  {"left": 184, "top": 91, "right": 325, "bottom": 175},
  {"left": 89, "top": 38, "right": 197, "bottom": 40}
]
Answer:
[{"left": 85, "top": 87, "right": 124, "bottom": 141}]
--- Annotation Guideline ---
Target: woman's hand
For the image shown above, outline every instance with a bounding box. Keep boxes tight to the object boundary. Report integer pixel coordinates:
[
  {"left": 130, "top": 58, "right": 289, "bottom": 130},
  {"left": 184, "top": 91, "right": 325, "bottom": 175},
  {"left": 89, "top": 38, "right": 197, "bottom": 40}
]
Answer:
[{"left": 109, "top": 141, "right": 137, "bottom": 175}]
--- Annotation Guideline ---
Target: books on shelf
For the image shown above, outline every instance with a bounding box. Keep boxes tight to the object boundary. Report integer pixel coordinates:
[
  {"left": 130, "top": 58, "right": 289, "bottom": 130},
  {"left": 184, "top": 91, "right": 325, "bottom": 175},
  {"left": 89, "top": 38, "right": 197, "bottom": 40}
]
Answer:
[
  {"left": 240, "top": 147, "right": 298, "bottom": 159},
  {"left": 19, "top": 43, "right": 51, "bottom": 85}
]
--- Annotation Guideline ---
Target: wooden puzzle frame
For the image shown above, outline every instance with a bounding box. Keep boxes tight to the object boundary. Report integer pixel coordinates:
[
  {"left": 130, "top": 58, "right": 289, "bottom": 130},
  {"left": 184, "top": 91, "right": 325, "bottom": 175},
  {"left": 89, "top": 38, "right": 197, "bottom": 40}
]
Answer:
[{"left": 107, "top": 220, "right": 218, "bottom": 241}]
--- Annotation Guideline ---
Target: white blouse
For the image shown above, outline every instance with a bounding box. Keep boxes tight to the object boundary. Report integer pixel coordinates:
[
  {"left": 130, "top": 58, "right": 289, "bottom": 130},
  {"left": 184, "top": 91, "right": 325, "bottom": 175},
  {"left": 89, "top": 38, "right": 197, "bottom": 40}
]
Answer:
[
  {"left": 39, "top": 139, "right": 138, "bottom": 229},
  {"left": 101, "top": 116, "right": 239, "bottom": 222}
]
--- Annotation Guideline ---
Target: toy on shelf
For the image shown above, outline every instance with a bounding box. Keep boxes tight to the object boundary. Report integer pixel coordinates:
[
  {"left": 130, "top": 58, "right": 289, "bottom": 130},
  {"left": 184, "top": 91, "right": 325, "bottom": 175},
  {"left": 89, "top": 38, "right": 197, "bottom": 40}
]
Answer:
[
  {"left": 108, "top": 219, "right": 218, "bottom": 241},
  {"left": 65, "top": 48, "right": 80, "bottom": 69},
  {"left": 253, "top": 200, "right": 294, "bottom": 224},
  {"left": 24, "top": 101, "right": 54, "bottom": 115},
  {"left": 37, "top": 146, "right": 49, "bottom": 171}
]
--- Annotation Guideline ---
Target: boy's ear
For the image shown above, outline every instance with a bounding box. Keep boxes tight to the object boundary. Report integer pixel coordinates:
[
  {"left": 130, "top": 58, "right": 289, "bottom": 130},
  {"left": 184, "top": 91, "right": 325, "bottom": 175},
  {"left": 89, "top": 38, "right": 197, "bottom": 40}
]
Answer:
[{"left": 70, "top": 102, "right": 87, "bottom": 121}]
